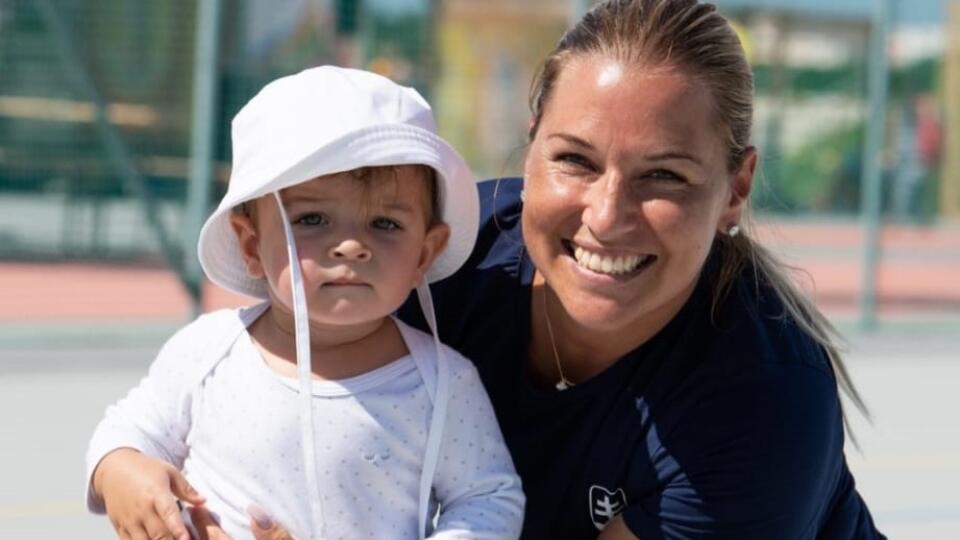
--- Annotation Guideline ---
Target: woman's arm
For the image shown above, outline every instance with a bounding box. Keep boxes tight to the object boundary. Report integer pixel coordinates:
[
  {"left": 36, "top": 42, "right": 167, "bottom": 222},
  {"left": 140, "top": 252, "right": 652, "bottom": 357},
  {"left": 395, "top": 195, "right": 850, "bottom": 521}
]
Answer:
[{"left": 618, "top": 364, "right": 843, "bottom": 539}]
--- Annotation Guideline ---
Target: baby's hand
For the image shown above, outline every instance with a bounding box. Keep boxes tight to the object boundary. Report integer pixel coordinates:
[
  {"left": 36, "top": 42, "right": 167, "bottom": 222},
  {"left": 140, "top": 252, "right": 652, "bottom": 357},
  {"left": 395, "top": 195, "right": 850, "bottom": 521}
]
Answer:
[{"left": 93, "top": 448, "right": 206, "bottom": 540}]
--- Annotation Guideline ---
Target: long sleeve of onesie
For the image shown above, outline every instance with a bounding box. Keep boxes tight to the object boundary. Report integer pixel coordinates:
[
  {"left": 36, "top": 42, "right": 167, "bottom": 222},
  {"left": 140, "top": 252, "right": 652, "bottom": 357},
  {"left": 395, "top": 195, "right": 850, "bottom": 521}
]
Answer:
[
  {"left": 428, "top": 350, "right": 525, "bottom": 539},
  {"left": 84, "top": 310, "right": 232, "bottom": 513}
]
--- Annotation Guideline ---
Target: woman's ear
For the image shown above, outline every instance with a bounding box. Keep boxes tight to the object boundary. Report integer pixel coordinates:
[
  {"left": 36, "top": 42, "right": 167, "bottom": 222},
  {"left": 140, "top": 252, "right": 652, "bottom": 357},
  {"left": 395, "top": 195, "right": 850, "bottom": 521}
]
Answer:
[
  {"left": 229, "top": 211, "right": 266, "bottom": 279},
  {"left": 413, "top": 222, "right": 451, "bottom": 287},
  {"left": 719, "top": 147, "right": 757, "bottom": 231}
]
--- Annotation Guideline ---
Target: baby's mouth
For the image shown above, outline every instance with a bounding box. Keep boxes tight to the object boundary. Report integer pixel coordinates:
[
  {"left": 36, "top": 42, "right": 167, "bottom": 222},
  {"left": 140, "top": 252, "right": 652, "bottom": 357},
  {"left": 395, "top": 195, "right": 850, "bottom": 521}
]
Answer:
[
  {"left": 322, "top": 277, "right": 369, "bottom": 287},
  {"left": 562, "top": 240, "right": 655, "bottom": 276}
]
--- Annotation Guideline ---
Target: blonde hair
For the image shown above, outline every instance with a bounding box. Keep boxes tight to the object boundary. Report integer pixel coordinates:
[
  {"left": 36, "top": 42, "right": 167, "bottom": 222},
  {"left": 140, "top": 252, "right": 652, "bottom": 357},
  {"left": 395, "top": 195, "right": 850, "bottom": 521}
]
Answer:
[{"left": 529, "top": 0, "right": 867, "bottom": 422}]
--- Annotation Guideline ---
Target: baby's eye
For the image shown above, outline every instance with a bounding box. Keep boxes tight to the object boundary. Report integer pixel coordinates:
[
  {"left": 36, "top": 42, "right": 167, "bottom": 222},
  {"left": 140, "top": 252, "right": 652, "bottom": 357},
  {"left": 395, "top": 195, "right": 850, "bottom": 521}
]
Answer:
[
  {"left": 371, "top": 217, "right": 402, "bottom": 231},
  {"left": 294, "top": 213, "right": 328, "bottom": 226}
]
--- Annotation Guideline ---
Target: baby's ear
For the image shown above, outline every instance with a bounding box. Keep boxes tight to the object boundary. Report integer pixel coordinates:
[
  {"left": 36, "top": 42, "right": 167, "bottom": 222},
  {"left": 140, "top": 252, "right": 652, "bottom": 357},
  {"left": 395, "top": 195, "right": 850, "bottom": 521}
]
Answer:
[
  {"left": 415, "top": 222, "right": 451, "bottom": 285},
  {"left": 229, "top": 211, "right": 265, "bottom": 279}
]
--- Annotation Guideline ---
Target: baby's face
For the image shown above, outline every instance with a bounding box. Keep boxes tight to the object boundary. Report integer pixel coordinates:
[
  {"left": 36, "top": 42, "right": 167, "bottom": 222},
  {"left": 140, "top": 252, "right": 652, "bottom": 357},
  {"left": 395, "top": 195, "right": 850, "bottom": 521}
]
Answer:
[{"left": 233, "top": 166, "right": 449, "bottom": 327}]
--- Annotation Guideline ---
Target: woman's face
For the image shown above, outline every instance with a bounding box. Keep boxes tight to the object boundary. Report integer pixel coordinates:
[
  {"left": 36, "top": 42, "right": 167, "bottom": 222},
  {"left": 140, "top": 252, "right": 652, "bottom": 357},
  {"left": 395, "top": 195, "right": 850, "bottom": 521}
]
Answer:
[{"left": 522, "top": 56, "right": 754, "bottom": 335}]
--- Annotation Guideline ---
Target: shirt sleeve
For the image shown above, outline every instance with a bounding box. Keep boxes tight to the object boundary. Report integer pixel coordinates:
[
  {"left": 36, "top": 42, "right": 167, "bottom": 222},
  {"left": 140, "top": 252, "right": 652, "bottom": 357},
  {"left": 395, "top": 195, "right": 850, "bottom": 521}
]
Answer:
[
  {"left": 622, "top": 364, "right": 845, "bottom": 540},
  {"left": 84, "top": 319, "right": 208, "bottom": 513},
  {"left": 429, "top": 350, "right": 526, "bottom": 539}
]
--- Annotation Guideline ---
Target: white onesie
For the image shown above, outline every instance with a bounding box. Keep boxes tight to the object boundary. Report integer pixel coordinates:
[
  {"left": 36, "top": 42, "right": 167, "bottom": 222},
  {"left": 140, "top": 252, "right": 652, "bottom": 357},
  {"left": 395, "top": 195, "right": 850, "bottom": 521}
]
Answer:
[{"left": 86, "top": 304, "right": 524, "bottom": 540}]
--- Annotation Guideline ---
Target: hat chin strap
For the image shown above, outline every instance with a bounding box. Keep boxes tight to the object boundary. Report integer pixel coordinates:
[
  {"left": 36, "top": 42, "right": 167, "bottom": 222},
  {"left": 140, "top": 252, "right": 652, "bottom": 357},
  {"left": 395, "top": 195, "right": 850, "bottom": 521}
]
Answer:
[
  {"left": 272, "top": 193, "right": 449, "bottom": 540},
  {"left": 273, "top": 192, "right": 327, "bottom": 539},
  {"left": 415, "top": 281, "right": 450, "bottom": 538}
]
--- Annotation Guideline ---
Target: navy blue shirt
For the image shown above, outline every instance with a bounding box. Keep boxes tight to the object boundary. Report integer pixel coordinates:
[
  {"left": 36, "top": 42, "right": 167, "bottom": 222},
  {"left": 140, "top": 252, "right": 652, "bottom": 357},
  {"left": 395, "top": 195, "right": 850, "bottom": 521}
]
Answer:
[{"left": 400, "top": 178, "right": 884, "bottom": 539}]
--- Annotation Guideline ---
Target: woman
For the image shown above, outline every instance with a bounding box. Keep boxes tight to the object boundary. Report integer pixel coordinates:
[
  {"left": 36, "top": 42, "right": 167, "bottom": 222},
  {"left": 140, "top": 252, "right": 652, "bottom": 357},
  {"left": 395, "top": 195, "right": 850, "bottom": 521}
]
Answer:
[{"left": 100, "top": 1, "right": 886, "bottom": 538}]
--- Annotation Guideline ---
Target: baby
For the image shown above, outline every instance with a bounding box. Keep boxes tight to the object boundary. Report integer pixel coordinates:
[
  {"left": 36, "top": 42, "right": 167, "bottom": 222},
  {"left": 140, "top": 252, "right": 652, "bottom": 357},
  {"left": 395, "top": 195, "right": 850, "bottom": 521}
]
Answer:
[{"left": 85, "top": 66, "right": 524, "bottom": 540}]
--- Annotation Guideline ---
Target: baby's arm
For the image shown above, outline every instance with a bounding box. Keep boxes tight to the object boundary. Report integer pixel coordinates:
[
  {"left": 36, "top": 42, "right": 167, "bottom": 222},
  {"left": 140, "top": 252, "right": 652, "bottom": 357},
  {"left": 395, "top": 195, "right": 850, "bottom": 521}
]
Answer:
[
  {"left": 429, "top": 352, "right": 525, "bottom": 539},
  {"left": 86, "top": 321, "right": 210, "bottom": 539}
]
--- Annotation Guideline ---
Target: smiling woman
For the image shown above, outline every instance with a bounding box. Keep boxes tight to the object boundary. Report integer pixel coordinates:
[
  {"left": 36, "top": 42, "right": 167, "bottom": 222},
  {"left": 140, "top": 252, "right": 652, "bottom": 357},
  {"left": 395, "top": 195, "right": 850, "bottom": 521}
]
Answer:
[{"left": 397, "top": 0, "right": 886, "bottom": 538}]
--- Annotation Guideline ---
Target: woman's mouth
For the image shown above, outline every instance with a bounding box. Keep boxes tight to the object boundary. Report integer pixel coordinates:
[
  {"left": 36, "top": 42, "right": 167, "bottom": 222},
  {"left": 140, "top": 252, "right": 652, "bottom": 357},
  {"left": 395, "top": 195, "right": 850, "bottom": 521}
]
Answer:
[{"left": 564, "top": 241, "right": 655, "bottom": 276}]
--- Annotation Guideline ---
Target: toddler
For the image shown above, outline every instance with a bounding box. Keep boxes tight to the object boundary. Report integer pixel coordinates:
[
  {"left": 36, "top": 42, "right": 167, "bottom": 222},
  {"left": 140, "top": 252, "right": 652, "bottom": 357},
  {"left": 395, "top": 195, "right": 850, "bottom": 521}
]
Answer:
[{"left": 85, "top": 66, "right": 524, "bottom": 540}]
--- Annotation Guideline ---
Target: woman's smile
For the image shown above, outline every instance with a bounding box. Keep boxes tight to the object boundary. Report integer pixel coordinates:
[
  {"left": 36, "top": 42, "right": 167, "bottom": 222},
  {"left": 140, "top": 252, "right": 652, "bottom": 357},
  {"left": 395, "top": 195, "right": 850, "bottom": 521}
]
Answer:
[{"left": 560, "top": 239, "right": 655, "bottom": 280}]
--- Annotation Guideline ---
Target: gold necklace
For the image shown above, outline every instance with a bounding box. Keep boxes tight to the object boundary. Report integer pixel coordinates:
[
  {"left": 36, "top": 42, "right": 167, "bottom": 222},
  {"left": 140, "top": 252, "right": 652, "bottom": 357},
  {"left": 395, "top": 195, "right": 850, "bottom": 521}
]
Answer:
[{"left": 541, "top": 286, "right": 575, "bottom": 391}]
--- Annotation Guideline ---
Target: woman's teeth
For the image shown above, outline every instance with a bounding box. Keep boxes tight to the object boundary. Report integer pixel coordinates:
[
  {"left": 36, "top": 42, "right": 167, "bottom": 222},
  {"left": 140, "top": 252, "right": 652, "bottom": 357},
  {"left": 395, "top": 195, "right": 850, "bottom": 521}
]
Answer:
[{"left": 573, "top": 246, "right": 648, "bottom": 275}]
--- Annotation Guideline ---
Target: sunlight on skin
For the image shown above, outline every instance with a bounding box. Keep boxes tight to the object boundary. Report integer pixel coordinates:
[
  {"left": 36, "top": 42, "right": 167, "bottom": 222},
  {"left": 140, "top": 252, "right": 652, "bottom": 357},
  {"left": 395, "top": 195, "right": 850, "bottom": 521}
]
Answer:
[{"left": 596, "top": 61, "right": 624, "bottom": 88}]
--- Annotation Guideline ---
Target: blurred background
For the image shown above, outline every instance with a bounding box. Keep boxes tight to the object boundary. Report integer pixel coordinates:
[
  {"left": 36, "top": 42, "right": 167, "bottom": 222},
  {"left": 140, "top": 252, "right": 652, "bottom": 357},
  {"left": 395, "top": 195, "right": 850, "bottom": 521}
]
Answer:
[{"left": 0, "top": 0, "right": 957, "bottom": 538}]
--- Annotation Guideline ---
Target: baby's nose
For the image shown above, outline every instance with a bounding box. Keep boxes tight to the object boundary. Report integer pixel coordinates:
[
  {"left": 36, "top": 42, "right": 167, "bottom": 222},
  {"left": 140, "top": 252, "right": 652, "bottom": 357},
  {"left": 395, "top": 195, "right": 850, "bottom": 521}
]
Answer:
[{"left": 328, "top": 239, "right": 372, "bottom": 262}]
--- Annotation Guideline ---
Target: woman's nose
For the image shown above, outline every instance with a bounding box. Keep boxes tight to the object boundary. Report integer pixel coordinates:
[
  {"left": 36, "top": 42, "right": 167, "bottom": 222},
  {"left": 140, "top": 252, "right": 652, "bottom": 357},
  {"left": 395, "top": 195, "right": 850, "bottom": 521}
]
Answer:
[
  {"left": 328, "top": 238, "right": 372, "bottom": 262},
  {"left": 582, "top": 173, "right": 633, "bottom": 239}
]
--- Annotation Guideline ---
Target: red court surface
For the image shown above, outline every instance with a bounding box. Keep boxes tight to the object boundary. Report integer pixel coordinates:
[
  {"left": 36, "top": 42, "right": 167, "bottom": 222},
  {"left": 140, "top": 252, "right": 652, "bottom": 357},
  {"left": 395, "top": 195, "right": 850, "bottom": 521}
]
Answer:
[{"left": 1, "top": 220, "right": 958, "bottom": 323}]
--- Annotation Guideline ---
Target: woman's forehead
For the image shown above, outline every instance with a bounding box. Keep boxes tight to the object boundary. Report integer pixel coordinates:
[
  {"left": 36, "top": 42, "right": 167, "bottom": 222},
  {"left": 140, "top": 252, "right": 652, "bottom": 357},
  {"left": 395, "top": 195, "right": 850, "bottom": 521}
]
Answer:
[
  {"left": 542, "top": 56, "right": 724, "bottom": 161},
  {"left": 554, "top": 57, "right": 711, "bottom": 118}
]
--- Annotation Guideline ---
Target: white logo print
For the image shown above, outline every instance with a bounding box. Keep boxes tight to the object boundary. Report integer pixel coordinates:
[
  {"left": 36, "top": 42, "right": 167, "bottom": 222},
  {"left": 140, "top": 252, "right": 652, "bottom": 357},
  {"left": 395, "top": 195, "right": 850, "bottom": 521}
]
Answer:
[{"left": 588, "top": 484, "right": 628, "bottom": 530}]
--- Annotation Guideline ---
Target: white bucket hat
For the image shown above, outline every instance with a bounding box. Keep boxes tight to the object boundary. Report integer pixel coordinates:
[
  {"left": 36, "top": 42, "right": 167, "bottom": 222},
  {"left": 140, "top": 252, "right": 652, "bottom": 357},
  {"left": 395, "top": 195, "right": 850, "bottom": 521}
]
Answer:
[
  {"left": 195, "top": 66, "right": 476, "bottom": 539},
  {"left": 197, "top": 65, "right": 479, "bottom": 299}
]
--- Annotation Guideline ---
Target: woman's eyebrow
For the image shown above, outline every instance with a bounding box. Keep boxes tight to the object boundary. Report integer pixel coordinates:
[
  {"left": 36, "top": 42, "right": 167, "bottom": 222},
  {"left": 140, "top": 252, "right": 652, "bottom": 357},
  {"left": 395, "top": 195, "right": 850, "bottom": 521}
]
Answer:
[
  {"left": 644, "top": 151, "right": 702, "bottom": 166},
  {"left": 547, "top": 132, "right": 703, "bottom": 166},
  {"left": 547, "top": 133, "right": 594, "bottom": 149}
]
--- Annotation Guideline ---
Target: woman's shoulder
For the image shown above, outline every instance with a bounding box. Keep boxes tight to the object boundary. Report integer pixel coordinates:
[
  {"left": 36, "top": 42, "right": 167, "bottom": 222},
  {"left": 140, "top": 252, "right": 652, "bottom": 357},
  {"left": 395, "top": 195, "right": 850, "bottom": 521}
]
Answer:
[
  {"left": 660, "top": 266, "right": 845, "bottom": 446},
  {"left": 709, "top": 267, "right": 835, "bottom": 378},
  {"left": 397, "top": 177, "right": 528, "bottom": 348},
  {"left": 649, "top": 262, "right": 844, "bottom": 436},
  {"left": 429, "top": 177, "right": 526, "bottom": 285}
]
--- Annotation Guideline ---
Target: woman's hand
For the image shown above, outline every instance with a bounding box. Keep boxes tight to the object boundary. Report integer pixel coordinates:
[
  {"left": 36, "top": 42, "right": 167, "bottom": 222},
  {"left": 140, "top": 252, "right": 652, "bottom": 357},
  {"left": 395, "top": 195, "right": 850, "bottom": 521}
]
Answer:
[
  {"left": 92, "top": 448, "right": 206, "bottom": 540},
  {"left": 596, "top": 515, "right": 640, "bottom": 540},
  {"left": 247, "top": 504, "right": 297, "bottom": 540},
  {"left": 189, "top": 505, "right": 296, "bottom": 540}
]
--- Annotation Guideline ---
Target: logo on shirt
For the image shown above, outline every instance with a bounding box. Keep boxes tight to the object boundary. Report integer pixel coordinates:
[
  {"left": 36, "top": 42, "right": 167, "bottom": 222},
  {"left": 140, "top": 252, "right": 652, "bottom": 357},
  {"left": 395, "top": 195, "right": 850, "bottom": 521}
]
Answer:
[{"left": 588, "top": 484, "right": 627, "bottom": 530}]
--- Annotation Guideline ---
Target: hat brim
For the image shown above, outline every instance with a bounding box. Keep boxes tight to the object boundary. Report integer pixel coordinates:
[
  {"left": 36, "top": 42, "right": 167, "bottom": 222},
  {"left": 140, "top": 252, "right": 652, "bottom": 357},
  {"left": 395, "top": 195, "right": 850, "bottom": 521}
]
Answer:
[{"left": 197, "top": 124, "right": 478, "bottom": 299}]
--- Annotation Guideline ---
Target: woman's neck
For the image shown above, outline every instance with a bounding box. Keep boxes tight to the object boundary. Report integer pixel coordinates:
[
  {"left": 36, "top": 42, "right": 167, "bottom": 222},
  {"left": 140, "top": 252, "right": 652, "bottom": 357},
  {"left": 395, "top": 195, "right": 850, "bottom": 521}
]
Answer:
[
  {"left": 249, "top": 306, "right": 408, "bottom": 380},
  {"left": 527, "top": 272, "right": 691, "bottom": 387}
]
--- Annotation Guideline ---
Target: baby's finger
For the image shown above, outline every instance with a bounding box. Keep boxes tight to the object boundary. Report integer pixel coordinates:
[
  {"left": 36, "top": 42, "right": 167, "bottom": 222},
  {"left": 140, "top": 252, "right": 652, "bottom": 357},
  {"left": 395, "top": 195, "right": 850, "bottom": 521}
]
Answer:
[
  {"left": 169, "top": 468, "right": 206, "bottom": 506},
  {"left": 109, "top": 516, "right": 125, "bottom": 538},
  {"left": 126, "top": 525, "right": 151, "bottom": 540},
  {"left": 154, "top": 496, "right": 189, "bottom": 540},
  {"left": 142, "top": 511, "right": 179, "bottom": 540}
]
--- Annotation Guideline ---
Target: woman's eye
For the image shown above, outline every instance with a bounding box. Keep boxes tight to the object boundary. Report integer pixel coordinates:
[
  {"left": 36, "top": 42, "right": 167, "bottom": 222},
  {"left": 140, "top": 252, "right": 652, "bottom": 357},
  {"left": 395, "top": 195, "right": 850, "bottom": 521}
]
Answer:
[
  {"left": 647, "top": 169, "right": 686, "bottom": 183},
  {"left": 556, "top": 153, "right": 595, "bottom": 171},
  {"left": 294, "top": 213, "right": 328, "bottom": 226},
  {"left": 371, "top": 217, "right": 402, "bottom": 231}
]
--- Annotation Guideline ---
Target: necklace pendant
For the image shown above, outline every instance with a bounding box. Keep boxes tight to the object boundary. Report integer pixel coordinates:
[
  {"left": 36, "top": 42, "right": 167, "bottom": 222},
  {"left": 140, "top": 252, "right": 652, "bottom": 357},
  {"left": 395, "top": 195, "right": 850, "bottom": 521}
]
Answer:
[{"left": 555, "top": 380, "right": 570, "bottom": 391}]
